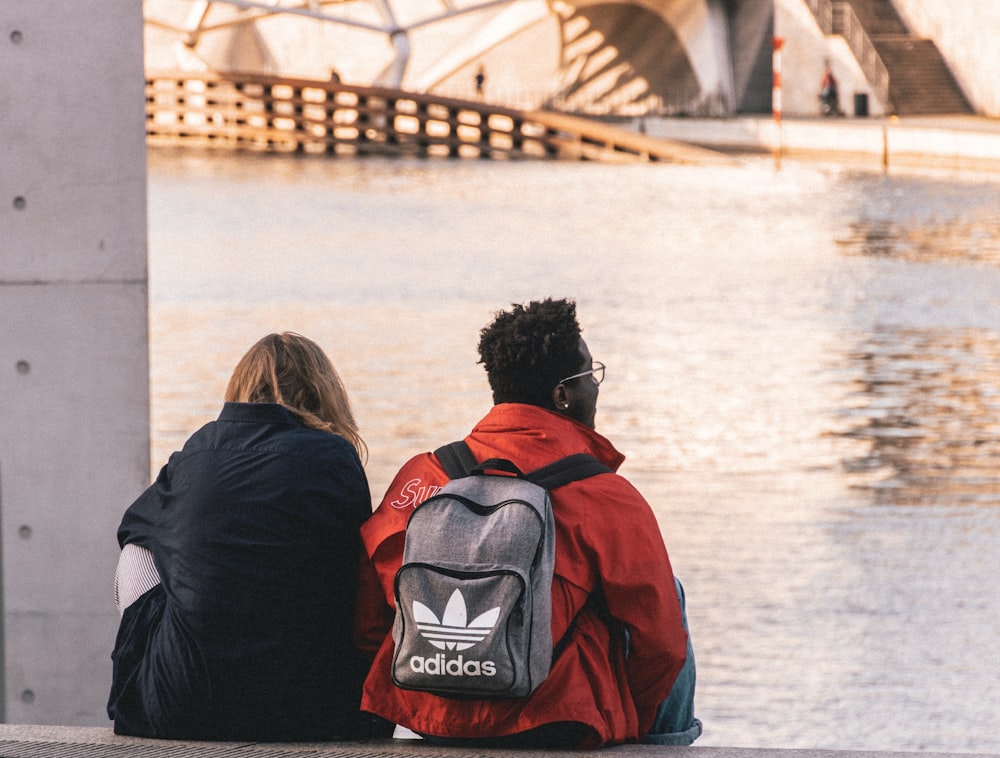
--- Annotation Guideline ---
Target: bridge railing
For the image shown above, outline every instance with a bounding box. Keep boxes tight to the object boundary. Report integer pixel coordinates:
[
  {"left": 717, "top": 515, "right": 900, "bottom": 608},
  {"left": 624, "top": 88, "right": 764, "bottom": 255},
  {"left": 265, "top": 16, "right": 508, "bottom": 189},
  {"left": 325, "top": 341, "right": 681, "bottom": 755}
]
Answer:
[
  {"left": 145, "top": 71, "right": 717, "bottom": 163},
  {"left": 146, "top": 72, "right": 559, "bottom": 159}
]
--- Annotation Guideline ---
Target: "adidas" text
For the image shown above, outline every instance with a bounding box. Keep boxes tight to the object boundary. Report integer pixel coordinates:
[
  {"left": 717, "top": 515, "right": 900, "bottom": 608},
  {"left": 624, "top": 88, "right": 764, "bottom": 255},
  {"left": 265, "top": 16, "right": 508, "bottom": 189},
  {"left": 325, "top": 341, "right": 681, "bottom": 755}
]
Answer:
[{"left": 409, "top": 654, "right": 497, "bottom": 677}]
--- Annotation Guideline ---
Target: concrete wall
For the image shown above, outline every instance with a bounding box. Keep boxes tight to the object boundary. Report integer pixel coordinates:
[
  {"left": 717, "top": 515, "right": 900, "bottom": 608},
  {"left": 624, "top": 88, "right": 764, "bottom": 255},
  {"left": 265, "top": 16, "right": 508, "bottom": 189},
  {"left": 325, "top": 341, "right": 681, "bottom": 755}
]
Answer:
[
  {"left": 730, "top": 0, "right": 775, "bottom": 114},
  {"left": 892, "top": 0, "right": 1000, "bottom": 117},
  {"left": 0, "top": 1, "right": 149, "bottom": 725}
]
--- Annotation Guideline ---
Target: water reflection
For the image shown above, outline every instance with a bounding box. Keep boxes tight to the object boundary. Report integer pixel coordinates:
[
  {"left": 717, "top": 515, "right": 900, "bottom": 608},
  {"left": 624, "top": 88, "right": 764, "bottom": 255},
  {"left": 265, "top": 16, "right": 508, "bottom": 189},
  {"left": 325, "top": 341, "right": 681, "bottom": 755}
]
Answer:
[
  {"left": 835, "top": 174, "right": 1000, "bottom": 265},
  {"left": 828, "top": 173, "right": 1000, "bottom": 507},
  {"left": 839, "top": 217, "right": 1000, "bottom": 264},
  {"left": 837, "top": 327, "right": 1000, "bottom": 506}
]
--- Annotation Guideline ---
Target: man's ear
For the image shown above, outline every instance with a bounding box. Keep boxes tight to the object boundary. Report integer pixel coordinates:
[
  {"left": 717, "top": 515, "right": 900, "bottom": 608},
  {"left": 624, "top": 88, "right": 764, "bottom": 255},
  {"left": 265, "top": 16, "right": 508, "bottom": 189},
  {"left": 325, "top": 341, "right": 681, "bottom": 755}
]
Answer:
[{"left": 552, "top": 382, "right": 570, "bottom": 411}]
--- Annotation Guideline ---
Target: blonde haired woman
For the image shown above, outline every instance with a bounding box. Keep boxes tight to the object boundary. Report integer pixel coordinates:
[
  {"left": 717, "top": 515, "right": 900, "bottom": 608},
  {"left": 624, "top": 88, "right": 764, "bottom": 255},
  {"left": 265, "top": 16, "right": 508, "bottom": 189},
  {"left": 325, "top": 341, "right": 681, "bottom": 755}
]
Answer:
[{"left": 109, "top": 333, "right": 371, "bottom": 741}]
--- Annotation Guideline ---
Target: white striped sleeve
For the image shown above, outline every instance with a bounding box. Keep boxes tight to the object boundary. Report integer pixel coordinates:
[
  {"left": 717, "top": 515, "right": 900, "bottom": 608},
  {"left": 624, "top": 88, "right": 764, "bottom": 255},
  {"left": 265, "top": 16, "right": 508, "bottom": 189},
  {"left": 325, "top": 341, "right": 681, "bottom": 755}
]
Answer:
[{"left": 114, "top": 543, "right": 162, "bottom": 616}]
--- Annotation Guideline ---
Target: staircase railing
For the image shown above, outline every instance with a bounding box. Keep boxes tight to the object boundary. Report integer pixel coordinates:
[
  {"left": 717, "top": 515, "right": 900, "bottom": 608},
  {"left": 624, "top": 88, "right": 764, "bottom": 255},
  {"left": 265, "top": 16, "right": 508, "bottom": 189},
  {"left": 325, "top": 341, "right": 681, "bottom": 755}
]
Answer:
[
  {"left": 836, "top": 3, "right": 891, "bottom": 108},
  {"left": 805, "top": 0, "right": 834, "bottom": 33},
  {"left": 804, "top": 0, "right": 891, "bottom": 111}
]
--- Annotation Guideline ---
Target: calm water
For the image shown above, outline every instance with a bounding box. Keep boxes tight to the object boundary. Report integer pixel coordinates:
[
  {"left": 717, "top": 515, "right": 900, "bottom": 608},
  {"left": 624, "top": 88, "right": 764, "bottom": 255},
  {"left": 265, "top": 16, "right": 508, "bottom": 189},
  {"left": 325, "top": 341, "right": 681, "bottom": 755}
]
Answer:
[{"left": 147, "top": 148, "right": 1000, "bottom": 753}]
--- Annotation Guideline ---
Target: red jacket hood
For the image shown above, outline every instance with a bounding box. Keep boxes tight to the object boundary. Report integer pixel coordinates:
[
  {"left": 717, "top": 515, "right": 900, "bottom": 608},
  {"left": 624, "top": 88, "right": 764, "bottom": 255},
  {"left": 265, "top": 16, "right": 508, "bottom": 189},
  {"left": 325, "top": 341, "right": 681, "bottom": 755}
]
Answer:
[{"left": 466, "top": 403, "right": 627, "bottom": 472}]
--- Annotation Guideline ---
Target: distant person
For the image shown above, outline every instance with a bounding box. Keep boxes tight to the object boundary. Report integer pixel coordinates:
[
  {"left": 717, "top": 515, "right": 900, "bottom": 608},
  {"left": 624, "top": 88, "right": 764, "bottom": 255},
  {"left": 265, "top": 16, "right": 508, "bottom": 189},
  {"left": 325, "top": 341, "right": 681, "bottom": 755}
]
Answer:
[
  {"left": 108, "top": 332, "right": 372, "bottom": 741},
  {"left": 475, "top": 65, "right": 486, "bottom": 97},
  {"left": 820, "top": 61, "right": 839, "bottom": 116},
  {"left": 355, "top": 298, "right": 701, "bottom": 748}
]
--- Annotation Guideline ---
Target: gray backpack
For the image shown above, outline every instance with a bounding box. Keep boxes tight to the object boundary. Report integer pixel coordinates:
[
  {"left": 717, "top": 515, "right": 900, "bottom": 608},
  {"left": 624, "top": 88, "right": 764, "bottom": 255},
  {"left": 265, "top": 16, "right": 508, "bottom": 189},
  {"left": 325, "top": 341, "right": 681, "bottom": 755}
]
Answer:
[{"left": 391, "top": 441, "right": 610, "bottom": 699}]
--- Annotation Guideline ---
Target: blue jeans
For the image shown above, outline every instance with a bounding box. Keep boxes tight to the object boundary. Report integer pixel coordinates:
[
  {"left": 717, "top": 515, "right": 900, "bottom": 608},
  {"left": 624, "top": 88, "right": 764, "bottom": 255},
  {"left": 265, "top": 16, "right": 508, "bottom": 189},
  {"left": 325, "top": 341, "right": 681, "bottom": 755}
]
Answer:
[{"left": 643, "top": 577, "right": 702, "bottom": 746}]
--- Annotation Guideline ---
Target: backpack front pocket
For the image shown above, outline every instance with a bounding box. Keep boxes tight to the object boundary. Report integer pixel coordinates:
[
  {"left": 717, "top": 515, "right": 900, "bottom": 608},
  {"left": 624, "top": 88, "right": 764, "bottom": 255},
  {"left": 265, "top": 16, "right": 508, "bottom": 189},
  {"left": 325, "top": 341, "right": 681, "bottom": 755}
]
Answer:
[{"left": 392, "top": 563, "right": 534, "bottom": 698}]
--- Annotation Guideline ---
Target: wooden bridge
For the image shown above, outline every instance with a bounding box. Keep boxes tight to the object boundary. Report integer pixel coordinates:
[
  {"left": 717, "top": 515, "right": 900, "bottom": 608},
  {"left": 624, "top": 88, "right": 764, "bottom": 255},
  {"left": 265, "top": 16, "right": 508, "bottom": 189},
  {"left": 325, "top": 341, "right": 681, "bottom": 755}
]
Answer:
[{"left": 145, "top": 72, "right": 729, "bottom": 164}]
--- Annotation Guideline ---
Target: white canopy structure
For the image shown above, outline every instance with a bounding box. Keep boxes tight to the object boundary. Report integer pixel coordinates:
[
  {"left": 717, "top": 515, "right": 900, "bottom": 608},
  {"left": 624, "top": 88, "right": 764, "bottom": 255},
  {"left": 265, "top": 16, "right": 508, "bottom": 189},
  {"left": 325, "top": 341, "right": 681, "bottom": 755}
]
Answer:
[{"left": 144, "top": 0, "right": 774, "bottom": 115}]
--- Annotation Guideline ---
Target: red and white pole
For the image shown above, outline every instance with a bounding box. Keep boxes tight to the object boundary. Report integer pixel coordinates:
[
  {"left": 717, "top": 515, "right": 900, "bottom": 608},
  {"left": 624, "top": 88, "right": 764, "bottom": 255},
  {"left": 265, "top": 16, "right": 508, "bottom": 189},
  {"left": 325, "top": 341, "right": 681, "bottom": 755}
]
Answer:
[
  {"left": 772, "top": 36, "right": 783, "bottom": 123},
  {"left": 772, "top": 36, "right": 784, "bottom": 166}
]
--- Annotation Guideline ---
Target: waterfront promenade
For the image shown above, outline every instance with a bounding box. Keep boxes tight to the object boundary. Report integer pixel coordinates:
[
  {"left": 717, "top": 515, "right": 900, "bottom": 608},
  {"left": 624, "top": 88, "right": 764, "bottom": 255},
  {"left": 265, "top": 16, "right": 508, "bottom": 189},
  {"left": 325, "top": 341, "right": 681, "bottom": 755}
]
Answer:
[
  {"left": 143, "top": 72, "right": 1000, "bottom": 170},
  {"left": 644, "top": 114, "right": 1000, "bottom": 173},
  {"left": 0, "top": 725, "right": 998, "bottom": 758}
]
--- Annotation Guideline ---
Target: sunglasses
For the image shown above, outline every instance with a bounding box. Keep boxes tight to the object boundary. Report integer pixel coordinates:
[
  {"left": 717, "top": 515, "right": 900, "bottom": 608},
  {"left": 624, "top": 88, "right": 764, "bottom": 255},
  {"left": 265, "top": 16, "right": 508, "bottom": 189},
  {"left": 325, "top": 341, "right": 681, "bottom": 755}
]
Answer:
[{"left": 558, "top": 361, "right": 605, "bottom": 386}]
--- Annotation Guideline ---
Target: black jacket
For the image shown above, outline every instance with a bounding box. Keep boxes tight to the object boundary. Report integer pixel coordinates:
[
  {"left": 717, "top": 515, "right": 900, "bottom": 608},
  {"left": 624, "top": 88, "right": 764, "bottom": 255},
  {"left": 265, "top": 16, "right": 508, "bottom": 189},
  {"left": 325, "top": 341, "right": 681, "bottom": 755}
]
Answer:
[{"left": 108, "top": 402, "right": 371, "bottom": 740}]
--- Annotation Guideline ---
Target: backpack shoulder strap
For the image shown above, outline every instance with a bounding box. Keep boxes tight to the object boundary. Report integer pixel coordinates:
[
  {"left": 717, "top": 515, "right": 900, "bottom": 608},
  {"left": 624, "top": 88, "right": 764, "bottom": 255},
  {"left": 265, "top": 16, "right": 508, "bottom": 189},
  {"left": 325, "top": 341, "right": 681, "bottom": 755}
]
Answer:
[
  {"left": 526, "top": 453, "right": 613, "bottom": 490},
  {"left": 432, "top": 440, "right": 479, "bottom": 479},
  {"left": 434, "top": 443, "right": 612, "bottom": 488}
]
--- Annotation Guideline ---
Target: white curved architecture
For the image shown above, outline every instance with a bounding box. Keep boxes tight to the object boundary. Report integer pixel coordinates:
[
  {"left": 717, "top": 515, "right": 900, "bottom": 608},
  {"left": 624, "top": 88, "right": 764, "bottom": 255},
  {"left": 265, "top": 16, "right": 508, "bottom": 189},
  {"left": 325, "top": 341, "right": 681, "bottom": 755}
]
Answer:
[{"left": 145, "top": 0, "right": 775, "bottom": 115}]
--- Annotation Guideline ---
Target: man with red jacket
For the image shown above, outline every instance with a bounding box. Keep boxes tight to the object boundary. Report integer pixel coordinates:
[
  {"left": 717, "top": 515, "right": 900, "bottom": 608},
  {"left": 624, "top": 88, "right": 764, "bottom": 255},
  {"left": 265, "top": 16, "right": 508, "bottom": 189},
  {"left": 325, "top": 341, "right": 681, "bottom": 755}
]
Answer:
[{"left": 355, "top": 298, "right": 701, "bottom": 748}]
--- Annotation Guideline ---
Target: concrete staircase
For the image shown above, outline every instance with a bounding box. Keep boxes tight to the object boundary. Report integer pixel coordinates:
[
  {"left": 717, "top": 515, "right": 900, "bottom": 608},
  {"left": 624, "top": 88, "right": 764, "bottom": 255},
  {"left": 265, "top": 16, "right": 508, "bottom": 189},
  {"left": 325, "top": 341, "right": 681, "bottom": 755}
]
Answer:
[
  {"left": 819, "top": 0, "right": 973, "bottom": 115},
  {"left": 874, "top": 36, "right": 972, "bottom": 114}
]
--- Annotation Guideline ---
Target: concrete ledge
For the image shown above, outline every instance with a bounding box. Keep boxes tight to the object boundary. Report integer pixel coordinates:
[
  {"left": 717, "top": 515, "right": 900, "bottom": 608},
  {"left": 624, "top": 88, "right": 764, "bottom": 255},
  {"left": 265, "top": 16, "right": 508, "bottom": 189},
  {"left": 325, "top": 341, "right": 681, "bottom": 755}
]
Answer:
[
  {"left": 0, "top": 725, "right": 997, "bottom": 758},
  {"left": 643, "top": 115, "right": 1000, "bottom": 173}
]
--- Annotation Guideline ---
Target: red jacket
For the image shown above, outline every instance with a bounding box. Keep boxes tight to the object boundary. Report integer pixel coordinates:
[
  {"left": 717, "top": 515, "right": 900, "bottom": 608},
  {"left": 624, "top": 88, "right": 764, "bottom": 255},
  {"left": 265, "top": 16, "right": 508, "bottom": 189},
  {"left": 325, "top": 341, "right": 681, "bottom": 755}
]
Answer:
[{"left": 355, "top": 403, "right": 687, "bottom": 747}]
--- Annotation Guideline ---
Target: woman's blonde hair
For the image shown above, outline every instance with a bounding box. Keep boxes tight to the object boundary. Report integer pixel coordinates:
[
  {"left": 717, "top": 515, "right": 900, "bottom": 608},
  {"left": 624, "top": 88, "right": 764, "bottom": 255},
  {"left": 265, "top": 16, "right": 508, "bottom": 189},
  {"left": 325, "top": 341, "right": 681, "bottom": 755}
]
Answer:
[{"left": 224, "top": 332, "right": 367, "bottom": 461}]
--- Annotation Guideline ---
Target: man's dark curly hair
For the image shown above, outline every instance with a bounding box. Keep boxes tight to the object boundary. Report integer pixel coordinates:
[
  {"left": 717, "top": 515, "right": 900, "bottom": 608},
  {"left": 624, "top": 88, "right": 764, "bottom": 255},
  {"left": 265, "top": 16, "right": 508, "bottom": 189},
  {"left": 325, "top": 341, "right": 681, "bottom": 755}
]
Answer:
[{"left": 477, "top": 298, "right": 583, "bottom": 408}]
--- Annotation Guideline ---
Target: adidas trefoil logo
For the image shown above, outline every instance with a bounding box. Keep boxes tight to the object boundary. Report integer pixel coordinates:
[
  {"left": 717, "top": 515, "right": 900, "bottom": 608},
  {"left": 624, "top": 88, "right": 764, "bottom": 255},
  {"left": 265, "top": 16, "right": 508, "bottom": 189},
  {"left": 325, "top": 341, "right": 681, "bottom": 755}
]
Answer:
[{"left": 414, "top": 589, "right": 500, "bottom": 651}]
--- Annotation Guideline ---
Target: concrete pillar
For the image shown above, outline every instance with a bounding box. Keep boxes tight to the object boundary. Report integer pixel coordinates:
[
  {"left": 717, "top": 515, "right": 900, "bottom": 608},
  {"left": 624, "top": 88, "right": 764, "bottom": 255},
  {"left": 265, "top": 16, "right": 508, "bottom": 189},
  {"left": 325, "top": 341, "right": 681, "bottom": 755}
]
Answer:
[{"left": 0, "top": 2, "right": 149, "bottom": 725}]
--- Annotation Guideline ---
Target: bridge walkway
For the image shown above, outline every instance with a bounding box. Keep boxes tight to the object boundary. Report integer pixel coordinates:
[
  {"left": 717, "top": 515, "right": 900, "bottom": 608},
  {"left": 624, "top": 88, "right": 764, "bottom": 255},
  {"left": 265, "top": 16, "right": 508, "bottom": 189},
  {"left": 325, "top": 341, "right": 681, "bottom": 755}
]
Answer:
[{"left": 145, "top": 71, "right": 732, "bottom": 165}]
